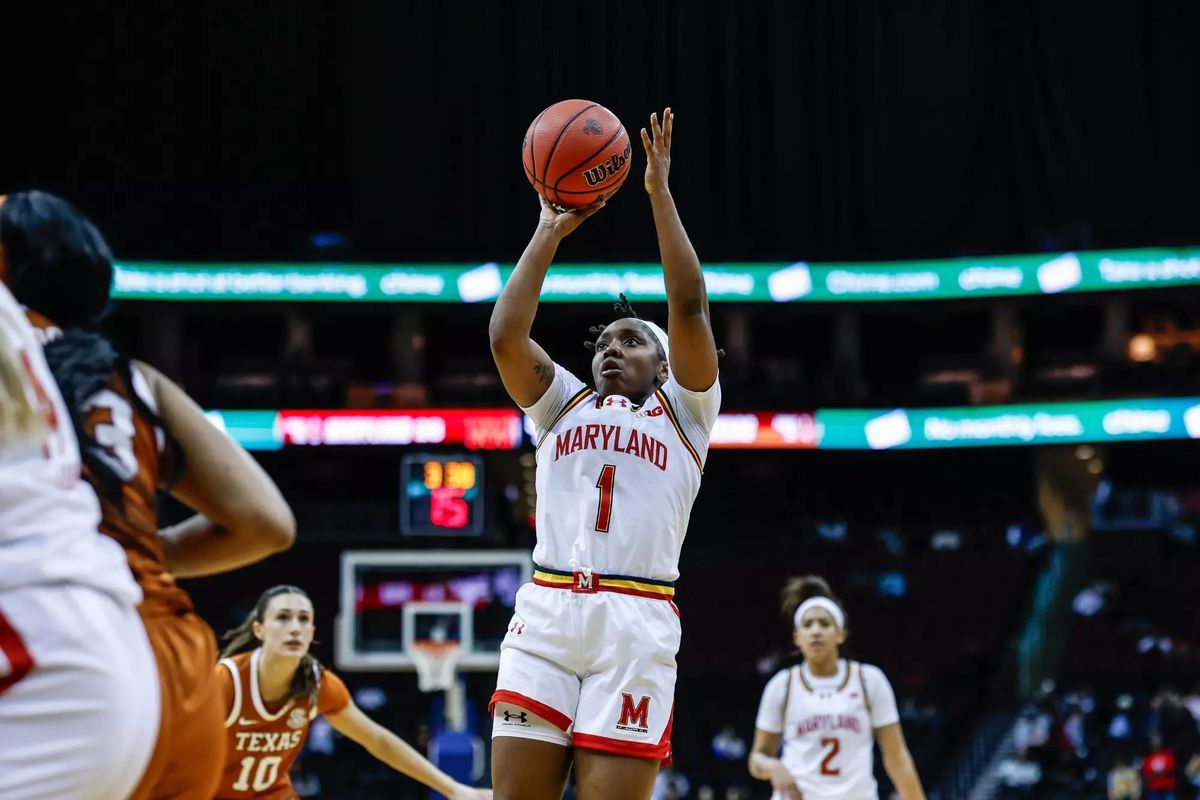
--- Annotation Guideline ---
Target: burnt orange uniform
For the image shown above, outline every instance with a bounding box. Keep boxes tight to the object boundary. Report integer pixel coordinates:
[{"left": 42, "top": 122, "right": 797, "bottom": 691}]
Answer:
[
  {"left": 27, "top": 310, "right": 226, "bottom": 799},
  {"left": 216, "top": 649, "right": 351, "bottom": 799}
]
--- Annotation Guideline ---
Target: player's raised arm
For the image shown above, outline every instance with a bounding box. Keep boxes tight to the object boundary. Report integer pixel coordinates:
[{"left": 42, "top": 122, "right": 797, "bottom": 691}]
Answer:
[
  {"left": 488, "top": 196, "right": 604, "bottom": 407},
  {"left": 641, "top": 107, "right": 718, "bottom": 392},
  {"left": 142, "top": 361, "right": 296, "bottom": 577}
]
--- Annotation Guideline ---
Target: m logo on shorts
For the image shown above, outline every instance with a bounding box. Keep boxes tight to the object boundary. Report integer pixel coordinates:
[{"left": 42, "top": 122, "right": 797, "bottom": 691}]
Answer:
[
  {"left": 616, "top": 693, "right": 650, "bottom": 733},
  {"left": 573, "top": 571, "right": 597, "bottom": 593}
]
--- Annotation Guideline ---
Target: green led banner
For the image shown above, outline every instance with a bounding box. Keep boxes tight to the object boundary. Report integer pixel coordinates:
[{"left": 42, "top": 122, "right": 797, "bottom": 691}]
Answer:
[
  {"left": 113, "top": 247, "right": 1200, "bottom": 303},
  {"left": 208, "top": 397, "right": 1200, "bottom": 451},
  {"left": 814, "top": 398, "right": 1200, "bottom": 450}
]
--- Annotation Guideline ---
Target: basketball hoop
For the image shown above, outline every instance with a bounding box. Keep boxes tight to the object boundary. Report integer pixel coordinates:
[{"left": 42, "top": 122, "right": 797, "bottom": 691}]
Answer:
[{"left": 408, "top": 640, "right": 462, "bottom": 693}]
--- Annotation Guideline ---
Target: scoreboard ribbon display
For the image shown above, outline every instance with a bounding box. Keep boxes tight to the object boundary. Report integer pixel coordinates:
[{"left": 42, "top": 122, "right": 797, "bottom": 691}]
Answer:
[
  {"left": 114, "top": 247, "right": 1200, "bottom": 304},
  {"left": 208, "top": 396, "right": 1200, "bottom": 451}
]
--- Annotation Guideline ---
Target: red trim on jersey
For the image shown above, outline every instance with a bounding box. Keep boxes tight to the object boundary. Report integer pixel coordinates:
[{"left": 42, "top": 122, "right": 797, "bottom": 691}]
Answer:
[
  {"left": 490, "top": 689, "right": 573, "bottom": 732},
  {"left": 0, "top": 610, "right": 34, "bottom": 694},
  {"left": 573, "top": 704, "right": 674, "bottom": 763}
]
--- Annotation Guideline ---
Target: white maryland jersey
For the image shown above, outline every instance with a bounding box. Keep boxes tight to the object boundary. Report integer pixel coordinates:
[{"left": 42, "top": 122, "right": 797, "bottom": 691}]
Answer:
[
  {"left": 0, "top": 283, "right": 139, "bottom": 604},
  {"left": 524, "top": 363, "right": 720, "bottom": 581},
  {"left": 756, "top": 660, "right": 900, "bottom": 800}
]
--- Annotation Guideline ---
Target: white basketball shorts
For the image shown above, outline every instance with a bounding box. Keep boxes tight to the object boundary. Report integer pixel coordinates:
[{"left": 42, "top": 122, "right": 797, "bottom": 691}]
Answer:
[
  {"left": 490, "top": 575, "right": 680, "bottom": 762},
  {"left": 0, "top": 584, "right": 160, "bottom": 800}
]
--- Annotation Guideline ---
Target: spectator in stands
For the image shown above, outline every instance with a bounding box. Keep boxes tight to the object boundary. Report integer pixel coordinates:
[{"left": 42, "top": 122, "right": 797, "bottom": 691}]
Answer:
[
  {"left": 1109, "top": 695, "right": 1138, "bottom": 742},
  {"left": 1184, "top": 752, "right": 1200, "bottom": 797},
  {"left": 995, "top": 749, "right": 1042, "bottom": 797},
  {"left": 1107, "top": 757, "right": 1141, "bottom": 800},
  {"left": 1141, "top": 737, "right": 1178, "bottom": 800}
]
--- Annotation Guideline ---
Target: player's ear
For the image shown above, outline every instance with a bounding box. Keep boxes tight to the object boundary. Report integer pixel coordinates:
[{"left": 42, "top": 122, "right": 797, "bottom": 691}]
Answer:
[
  {"left": 792, "top": 628, "right": 802, "bottom": 648},
  {"left": 252, "top": 620, "right": 264, "bottom": 641},
  {"left": 837, "top": 628, "right": 848, "bottom": 646}
]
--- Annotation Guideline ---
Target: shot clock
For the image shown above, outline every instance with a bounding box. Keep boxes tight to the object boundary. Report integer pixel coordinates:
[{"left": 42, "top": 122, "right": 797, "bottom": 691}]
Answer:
[{"left": 400, "top": 453, "right": 485, "bottom": 536}]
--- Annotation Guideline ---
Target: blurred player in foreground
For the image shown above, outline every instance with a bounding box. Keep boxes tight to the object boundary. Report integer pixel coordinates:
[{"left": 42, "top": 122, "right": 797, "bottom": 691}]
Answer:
[
  {"left": 1, "top": 190, "right": 296, "bottom": 798},
  {"left": 0, "top": 278, "right": 158, "bottom": 799}
]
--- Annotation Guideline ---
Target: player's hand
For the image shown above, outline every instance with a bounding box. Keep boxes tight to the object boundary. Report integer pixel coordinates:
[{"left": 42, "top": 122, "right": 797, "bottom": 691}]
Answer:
[
  {"left": 536, "top": 193, "right": 605, "bottom": 240},
  {"left": 448, "top": 784, "right": 492, "bottom": 800},
  {"left": 641, "top": 106, "right": 673, "bottom": 195},
  {"left": 767, "top": 761, "right": 804, "bottom": 800}
]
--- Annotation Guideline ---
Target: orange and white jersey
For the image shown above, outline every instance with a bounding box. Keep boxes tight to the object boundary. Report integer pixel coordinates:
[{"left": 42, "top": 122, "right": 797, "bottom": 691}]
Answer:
[
  {"left": 0, "top": 283, "right": 137, "bottom": 605},
  {"left": 23, "top": 310, "right": 191, "bottom": 617},
  {"left": 523, "top": 363, "right": 720, "bottom": 582},
  {"left": 755, "top": 660, "right": 900, "bottom": 800},
  {"left": 215, "top": 648, "right": 351, "bottom": 799}
]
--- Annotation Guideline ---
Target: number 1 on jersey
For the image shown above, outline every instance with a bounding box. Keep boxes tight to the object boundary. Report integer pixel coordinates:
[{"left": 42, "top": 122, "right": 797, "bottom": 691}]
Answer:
[{"left": 594, "top": 464, "right": 616, "bottom": 532}]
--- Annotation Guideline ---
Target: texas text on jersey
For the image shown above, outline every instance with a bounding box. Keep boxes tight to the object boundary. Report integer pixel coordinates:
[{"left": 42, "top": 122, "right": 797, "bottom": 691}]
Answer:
[{"left": 216, "top": 649, "right": 350, "bottom": 800}]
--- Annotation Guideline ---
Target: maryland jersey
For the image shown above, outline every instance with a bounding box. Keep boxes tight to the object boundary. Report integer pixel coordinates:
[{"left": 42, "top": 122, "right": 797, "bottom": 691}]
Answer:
[
  {"left": 26, "top": 311, "right": 190, "bottom": 616},
  {"left": 216, "top": 649, "right": 350, "bottom": 799},
  {"left": 755, "top": 660, "right": 900, "bottom": 800},
  {"left": 524, "top": 364, "right": 720, "bottom": 582},
  {"left": 0, "top": 286, "right": 137, "bottom": 604}
]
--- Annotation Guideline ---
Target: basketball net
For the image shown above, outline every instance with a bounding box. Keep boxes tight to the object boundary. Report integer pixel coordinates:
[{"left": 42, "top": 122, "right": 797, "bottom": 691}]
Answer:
[{"left": 409, "top": 640, "right": 462, "bottom": 693}]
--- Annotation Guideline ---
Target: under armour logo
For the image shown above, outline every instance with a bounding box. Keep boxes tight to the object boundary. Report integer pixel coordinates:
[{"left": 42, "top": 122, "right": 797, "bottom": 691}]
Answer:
[
  {"left": 508, "top": 621, "right": 525, "bottom": 635},
  {"left": 503, "top": 710, "right": 528, "bottom": 723},
  {"left": 603, "top": 397, "right": 629, "bottom": 408}
]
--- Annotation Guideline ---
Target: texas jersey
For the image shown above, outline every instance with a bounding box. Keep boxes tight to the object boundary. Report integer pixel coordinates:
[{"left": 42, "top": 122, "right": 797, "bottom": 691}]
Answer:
[
  {"left": 756, "top": 660, "right": 900, "bottom": 800},
  {"left": 25, "top": 311, "right": 191, "bottom": 616},
  {"left": 0, "top": 284, "right": 137, "bottom": 604},
  {"left": 216, "top": 649, "right": 350, "bottom": 799},
  {"left": 524, "top": 363, "right": 720, "bottom": 581}
]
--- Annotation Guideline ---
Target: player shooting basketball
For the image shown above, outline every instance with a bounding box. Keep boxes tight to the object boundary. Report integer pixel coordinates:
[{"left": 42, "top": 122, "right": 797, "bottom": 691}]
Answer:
[
  {"left": 215, "top": 584, "right": 491, "bottom": 800},
  {"left": 488, "top": 107, "right": 721, "bottom": 799}
]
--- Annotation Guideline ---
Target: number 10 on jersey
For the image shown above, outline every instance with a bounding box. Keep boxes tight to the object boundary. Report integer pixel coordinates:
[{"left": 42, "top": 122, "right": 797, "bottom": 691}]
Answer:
[{"left": 594, "top": 464, "right": 616, "bottom": 533}]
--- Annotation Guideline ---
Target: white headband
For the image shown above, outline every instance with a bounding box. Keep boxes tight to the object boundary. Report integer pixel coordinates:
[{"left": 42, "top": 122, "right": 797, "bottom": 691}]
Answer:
[
  {"left": 794, "top": 597, "right": 845, "bottom": 631},
  {"left": 641, "top": 320, "right": 670, "bottom": 363}
]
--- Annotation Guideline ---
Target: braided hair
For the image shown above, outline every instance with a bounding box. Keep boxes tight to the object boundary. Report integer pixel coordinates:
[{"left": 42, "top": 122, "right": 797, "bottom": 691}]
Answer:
[{"left": 582, "top": 293, "right": 725, "bottom": 358}]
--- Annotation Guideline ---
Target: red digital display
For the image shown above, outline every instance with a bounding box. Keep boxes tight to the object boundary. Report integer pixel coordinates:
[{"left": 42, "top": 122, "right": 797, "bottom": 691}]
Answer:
[{"left": 277, "top": 409, "right": 523, "bottom": 449}]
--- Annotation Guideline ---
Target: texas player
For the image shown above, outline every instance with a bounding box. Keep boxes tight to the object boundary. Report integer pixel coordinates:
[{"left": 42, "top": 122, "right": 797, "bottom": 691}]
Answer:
[
  {"left": 0, "top": 190, "right": 297, "bottom": 798},
  {"left": 216, "top": 585, "right": 491, "bottom": 800}
]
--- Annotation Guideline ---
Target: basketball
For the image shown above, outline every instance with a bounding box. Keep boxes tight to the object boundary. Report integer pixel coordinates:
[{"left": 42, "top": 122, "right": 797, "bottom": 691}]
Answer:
[{"left": 522, "top": 99, "right": 632, "bottom": 209}]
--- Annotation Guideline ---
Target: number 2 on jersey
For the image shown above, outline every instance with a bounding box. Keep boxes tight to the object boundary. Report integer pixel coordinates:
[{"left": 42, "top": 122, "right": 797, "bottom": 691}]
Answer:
[
  {"left": 594, "top": 464, "right": 616, "bottom": 532},
  {"left": 820, "top": 736, "right": 841, "bottom": 776}
]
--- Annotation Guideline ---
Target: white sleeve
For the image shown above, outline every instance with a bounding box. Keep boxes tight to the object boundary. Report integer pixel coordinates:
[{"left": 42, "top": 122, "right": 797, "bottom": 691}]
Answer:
[
  {"left": 661, "top": 372, "right": 721, "bottom": 456},
  {"left": 754, "top": 669, "right": 791, "bottom": 734},
  {"left": 862, "top": 664, "right": 900, "bottom": 729},
  {"left": 520, "top": 363, "right": 588, "bottom": 442}
]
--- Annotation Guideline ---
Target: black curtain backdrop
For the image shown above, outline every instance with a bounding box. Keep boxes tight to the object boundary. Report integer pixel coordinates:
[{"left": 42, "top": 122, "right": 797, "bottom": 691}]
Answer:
[{"left": 3, "top": 1, "right": 1199, "bottom": 263}]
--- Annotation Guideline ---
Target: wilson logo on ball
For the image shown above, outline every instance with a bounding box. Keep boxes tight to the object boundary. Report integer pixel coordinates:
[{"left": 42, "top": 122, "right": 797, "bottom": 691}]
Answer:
[{"left": 582, "top": 143, "right": 632, "bottom": 187}]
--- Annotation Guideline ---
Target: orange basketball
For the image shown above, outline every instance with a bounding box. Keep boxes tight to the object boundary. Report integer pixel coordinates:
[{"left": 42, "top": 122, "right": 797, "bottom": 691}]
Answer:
[{"left": 522, "top": 99, "right": 631, "bottom": 209}]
